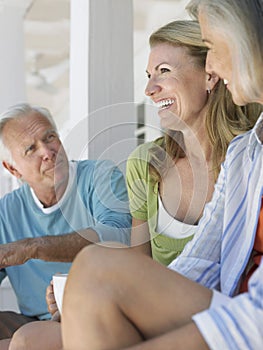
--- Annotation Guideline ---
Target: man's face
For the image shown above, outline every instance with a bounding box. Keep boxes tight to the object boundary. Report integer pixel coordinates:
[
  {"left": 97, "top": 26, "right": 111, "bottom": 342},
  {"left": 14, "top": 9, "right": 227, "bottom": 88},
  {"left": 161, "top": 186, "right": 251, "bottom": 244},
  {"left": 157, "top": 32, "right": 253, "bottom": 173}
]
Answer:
[{"left": 3, "top": 112, "right": 69, "bottom": 192}]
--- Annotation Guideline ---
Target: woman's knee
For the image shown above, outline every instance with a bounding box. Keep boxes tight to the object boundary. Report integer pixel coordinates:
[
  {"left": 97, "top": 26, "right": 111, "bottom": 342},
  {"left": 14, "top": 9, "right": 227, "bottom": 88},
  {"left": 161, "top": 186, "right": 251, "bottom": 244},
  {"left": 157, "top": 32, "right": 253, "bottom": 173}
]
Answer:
[
  {"left": 9, "top": 325, "right": 29, "bottom": 350},
  {"left": 9, "top": 321, "right": 62, "bottom": 350},
  {"left": 72, "top": 244, "right": 129, "bottom": 280},
  {"left": 65, "top": 245, "right": 136, "bottom": 305}
]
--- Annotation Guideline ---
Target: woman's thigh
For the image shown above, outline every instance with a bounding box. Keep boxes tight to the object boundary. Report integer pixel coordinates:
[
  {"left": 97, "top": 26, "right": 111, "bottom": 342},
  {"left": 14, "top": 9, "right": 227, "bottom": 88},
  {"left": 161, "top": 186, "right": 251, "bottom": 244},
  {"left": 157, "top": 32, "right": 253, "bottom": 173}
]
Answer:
[{"left": 64, "top": 245, "right": 212, "bottom": 339}]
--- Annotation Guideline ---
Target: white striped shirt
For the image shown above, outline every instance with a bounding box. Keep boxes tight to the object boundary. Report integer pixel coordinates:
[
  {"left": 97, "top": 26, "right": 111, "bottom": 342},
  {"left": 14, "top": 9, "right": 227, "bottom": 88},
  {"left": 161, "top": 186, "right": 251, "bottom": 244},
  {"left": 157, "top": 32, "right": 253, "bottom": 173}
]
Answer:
[{"left": 169, "top": 113, "right": 263, "bottom": 349}]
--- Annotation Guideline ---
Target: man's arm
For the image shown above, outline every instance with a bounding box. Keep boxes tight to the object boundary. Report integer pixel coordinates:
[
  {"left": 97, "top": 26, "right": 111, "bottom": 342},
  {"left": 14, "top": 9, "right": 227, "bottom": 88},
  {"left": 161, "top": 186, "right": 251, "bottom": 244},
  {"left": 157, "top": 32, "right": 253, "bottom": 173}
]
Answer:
[{"left": 0, "top": 229, "right": 98, "bottom": 268}]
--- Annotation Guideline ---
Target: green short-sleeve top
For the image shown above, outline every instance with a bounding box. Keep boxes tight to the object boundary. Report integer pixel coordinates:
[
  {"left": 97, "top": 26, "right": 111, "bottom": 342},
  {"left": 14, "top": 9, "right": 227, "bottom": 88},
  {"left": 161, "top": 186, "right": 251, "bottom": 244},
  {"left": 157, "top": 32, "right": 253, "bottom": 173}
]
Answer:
[{"left": 126, "top": 140, "right": 195, "bottom": 266}]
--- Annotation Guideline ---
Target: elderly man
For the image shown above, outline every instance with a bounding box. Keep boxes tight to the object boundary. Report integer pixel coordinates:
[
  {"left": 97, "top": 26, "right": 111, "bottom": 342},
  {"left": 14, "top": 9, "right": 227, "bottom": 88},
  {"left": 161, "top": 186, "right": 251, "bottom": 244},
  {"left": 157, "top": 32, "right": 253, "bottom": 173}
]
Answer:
[{"left": 0, "top": 103, "right": 131, "bottom": 344}]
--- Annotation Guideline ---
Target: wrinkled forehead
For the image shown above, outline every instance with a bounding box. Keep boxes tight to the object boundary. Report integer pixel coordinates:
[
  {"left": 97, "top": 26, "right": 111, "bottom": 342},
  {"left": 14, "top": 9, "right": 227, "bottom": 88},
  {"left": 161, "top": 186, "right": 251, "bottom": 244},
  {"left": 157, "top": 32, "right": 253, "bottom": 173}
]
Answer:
[{"left": 3, "top": 112, "right": 54, "bottom": 147}]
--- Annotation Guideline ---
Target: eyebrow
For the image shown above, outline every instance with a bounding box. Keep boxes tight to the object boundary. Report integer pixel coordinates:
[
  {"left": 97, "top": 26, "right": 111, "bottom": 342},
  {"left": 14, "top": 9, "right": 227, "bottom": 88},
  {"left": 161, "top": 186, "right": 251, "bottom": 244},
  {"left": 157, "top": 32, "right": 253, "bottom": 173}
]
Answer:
[
  {"left": 24, "top": 129, "right": 57, "bottom": 145},
  {"left": 43, "top": 129, "right": 57, "bottom": 137},
  {"left": 146, "top": 62, "right": 169, "bottom": 75}
]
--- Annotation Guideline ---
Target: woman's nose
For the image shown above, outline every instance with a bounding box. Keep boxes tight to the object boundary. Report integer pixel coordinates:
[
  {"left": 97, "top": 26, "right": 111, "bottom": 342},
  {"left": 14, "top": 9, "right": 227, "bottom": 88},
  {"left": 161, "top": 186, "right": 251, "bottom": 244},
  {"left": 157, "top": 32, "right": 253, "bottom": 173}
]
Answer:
[{"left": 145, "top": 79, "right": 161, "bottom": 97}]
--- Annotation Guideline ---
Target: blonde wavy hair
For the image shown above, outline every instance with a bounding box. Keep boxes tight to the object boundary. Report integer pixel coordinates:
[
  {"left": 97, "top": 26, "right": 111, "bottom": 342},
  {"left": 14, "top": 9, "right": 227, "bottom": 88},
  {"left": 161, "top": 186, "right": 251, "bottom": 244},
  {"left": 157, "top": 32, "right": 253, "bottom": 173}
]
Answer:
[{"left": 148, "top": 20, "right": 262, "bottom": 183}]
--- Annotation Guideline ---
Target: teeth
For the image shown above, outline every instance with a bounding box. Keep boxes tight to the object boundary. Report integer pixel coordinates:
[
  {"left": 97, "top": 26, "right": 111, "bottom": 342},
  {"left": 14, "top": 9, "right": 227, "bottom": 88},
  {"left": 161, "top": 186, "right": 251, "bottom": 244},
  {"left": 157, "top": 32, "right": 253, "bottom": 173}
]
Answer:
[
  {"left": 156, "top": 99, "right": 175, "bottom": 108},
  {"left": 223, "top": 79, "right": 229, "bottom": 85}
]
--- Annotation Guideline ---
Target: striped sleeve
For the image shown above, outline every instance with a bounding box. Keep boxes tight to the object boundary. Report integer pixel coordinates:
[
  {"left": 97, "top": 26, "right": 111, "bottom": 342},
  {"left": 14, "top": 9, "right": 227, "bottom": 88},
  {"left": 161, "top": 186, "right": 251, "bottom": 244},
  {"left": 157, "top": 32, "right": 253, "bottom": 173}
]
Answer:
[{"left": 193, "top": 260, "right": 263, "bottom": 350}]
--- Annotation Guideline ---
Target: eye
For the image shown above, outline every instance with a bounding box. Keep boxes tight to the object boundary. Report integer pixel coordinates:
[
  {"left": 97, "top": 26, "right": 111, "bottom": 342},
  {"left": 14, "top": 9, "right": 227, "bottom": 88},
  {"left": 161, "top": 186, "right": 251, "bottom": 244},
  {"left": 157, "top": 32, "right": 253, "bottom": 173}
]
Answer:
[
  {"left": 25, "top": 144, "right": 35, "bottom": 155},
  {"left": 46, "top": 132, "right": 57, "bottom": 142},
  {"left": 160, "top": 67, "right": 170, "bottom": 74},
  {"left": 146, "top": 72, "right": 151, "bottom": 79}
]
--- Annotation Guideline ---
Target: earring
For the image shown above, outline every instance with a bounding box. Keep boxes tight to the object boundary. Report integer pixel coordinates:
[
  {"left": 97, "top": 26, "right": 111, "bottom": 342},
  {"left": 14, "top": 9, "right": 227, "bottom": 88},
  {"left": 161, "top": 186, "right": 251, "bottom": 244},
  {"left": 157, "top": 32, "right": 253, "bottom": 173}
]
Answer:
[{"left": 207, "top": 89, "right": 211, "bottom": 94}]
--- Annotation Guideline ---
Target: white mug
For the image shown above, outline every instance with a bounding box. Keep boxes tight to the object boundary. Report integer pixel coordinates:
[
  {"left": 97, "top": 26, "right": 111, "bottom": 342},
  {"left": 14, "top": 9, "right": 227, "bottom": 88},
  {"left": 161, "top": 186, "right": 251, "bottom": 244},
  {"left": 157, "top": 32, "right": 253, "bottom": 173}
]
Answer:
[{"left": 52, "top": 273, "right": 68, "bottom": 314}]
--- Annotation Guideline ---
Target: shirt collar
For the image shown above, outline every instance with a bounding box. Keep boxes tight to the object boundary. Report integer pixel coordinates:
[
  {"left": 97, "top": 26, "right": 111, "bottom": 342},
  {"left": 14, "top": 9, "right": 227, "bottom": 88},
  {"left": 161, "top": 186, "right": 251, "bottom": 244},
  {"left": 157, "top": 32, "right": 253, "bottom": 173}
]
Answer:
[{"left": 248, "top": 112, "right": 263, "bottom": 160}]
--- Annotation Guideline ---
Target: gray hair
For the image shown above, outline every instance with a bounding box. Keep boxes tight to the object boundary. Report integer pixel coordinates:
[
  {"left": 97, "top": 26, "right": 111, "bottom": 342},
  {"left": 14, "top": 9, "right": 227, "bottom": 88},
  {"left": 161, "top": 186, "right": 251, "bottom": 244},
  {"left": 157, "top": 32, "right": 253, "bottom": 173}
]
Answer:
[
  {"left": 0, "top": 103, "right": 58, "bottom": 163},
  {"left": 186, "top": 0, "right": 263, "bottom": 104}
]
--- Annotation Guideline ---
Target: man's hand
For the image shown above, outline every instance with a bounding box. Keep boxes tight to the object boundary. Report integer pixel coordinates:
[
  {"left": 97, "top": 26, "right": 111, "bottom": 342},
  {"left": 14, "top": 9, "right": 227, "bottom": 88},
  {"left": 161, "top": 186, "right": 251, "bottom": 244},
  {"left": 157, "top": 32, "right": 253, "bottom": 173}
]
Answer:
[
  {"left": 0, "top": 239, "right": 35, "bottom": 268},
  {"left": 46, "top": 280, "right": 60, "bottom": 322}
]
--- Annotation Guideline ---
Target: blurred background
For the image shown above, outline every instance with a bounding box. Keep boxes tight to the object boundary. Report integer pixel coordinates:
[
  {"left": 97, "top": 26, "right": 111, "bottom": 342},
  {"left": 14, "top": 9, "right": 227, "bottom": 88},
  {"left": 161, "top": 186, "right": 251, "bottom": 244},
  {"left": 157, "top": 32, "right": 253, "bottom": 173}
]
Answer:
[{"left": 23, "top": 0, "right": 189, "bottom": 118}]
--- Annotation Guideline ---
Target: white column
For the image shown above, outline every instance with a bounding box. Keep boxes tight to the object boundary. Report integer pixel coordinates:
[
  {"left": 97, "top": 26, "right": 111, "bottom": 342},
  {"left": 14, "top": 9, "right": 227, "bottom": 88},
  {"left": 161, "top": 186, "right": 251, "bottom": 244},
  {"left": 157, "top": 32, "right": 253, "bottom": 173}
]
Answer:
[
  {"left": 0, "top": 0, "right": 31, "bottom": 112},
  {"left": 68, "top": 0, "right": 136, "bottom": 171},
  {"left": 0, "top": 1, "right": 30, "bottom": 312},
  {"left": 0, "top": 0, "right": 30, "bottom": 199}
]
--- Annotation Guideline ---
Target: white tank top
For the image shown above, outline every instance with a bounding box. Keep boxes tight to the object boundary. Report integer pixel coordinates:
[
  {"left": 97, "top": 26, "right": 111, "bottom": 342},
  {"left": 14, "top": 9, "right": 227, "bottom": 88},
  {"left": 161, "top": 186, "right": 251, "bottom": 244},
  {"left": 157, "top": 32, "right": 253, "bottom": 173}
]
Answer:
[{"left": 156, "top": 194, "right": 197, "bottom": 239}]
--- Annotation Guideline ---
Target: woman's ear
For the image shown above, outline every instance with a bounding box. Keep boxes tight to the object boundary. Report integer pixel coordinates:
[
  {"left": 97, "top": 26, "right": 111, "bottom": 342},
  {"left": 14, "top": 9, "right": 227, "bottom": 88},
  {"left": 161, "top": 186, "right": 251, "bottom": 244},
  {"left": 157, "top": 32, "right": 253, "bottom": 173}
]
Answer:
[
  {"left": 2, "top": 161, "right": 22, "bottom": 179},
  {"left": 206, "top": 73, "right": 220, "bottom": 92}
]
